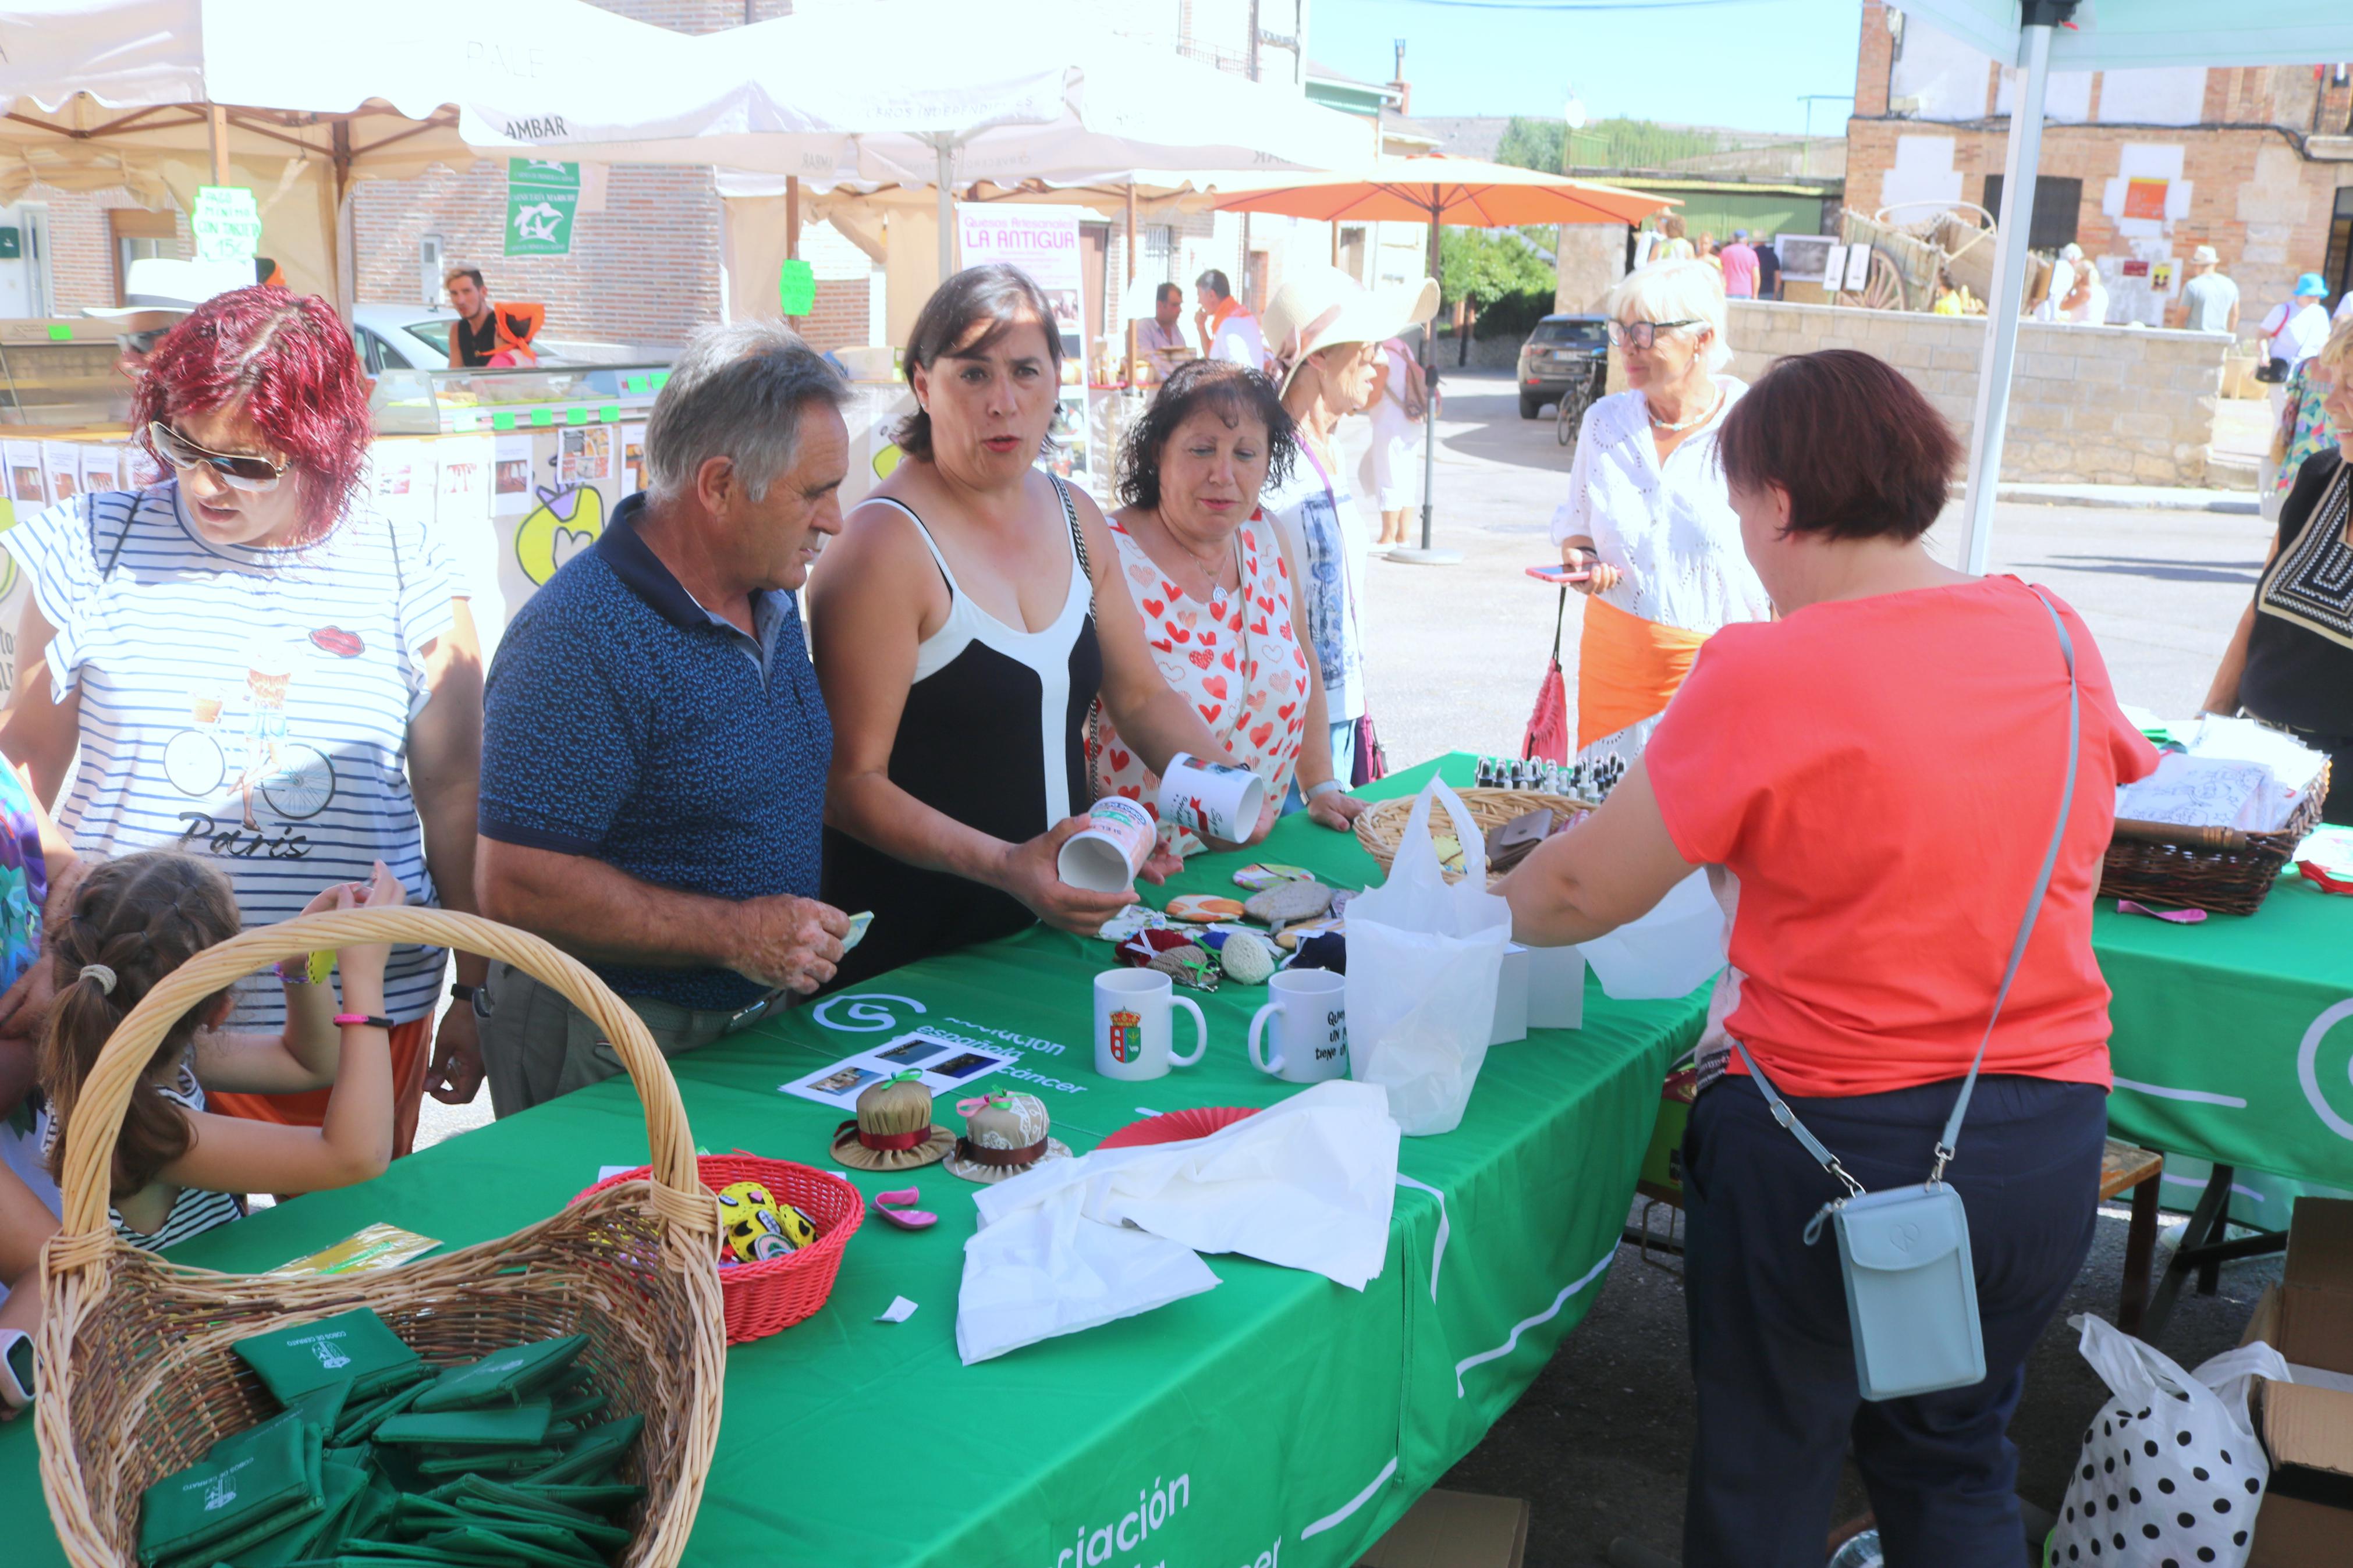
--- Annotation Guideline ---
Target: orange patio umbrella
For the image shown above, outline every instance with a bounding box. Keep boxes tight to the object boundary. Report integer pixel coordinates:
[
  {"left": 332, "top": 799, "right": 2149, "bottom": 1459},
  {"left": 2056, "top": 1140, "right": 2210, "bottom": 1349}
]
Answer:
[{"left": 1216, "top": 155, "right": 1676, "bottom": 561}]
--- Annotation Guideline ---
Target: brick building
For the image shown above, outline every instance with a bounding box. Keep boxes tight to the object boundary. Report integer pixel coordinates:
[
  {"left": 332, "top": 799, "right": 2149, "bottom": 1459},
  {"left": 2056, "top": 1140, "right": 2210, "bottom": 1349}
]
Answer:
[{"left": 1846, "top": 1, "right": 2353, "bottom": 326}]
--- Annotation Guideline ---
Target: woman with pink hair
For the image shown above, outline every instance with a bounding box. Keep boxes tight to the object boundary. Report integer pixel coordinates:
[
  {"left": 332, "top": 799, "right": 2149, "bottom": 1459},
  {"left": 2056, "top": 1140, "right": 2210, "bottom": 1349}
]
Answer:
[{"left": 0, "top": 286, "right": 488, "bottom": 1155}]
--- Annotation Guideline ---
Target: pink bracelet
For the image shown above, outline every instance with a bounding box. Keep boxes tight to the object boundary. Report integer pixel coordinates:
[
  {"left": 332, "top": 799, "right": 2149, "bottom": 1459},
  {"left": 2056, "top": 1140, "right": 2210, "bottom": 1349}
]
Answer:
[{"left": 333, "top": 1014, "right": 394, "bottom": 1031}]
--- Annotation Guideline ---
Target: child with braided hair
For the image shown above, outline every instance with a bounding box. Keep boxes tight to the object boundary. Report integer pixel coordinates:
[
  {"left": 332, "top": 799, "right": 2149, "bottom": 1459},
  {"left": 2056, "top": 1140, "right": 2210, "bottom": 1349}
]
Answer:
[{"left": 0, "top": 850, "right": 406, "bottom": 1412}]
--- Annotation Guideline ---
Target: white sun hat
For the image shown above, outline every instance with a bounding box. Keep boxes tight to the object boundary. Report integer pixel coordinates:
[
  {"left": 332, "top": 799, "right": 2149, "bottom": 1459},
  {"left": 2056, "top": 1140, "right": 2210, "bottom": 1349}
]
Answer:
[{"left": 1262, "top": 265, "right": 1440, "bottom": 395}]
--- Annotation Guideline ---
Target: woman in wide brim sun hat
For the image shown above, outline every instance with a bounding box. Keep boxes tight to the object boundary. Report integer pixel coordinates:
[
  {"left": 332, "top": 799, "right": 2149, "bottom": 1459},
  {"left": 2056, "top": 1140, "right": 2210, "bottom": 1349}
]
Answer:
[{"left": 1254, "top": 266, "right": 1438, "bottom": 808}]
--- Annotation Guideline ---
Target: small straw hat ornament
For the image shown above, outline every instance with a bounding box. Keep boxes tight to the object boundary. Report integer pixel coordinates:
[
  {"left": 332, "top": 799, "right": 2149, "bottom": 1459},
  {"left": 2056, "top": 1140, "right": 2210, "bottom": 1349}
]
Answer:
[
  {"left": 945, "top": 1091, "right": 1072, "bottom": 1185},
  {"left": 831, "top": 1071, "right": 955, "bottom": 1171}
]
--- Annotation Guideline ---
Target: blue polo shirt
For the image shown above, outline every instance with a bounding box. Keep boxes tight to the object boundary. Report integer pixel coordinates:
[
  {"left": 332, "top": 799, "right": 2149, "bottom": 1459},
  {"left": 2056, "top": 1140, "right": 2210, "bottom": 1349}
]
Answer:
[{"left": 479, "top": 493, "right": 831, "bottom": 1011}]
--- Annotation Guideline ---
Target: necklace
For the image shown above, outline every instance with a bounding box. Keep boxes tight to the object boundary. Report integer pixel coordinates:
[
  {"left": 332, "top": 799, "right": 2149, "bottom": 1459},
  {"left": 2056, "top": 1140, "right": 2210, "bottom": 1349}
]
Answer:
[
  {"left": 1149, "top": 507, "right": 1236, "bottom": 599},
  {"left": 1646, "top": 383, "right": 1723, "bottom": 434}
]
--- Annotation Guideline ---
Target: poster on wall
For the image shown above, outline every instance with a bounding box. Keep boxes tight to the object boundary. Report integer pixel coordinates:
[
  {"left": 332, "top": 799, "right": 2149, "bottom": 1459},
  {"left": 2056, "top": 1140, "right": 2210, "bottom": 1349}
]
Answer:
[
  {"left": 492, "top": 433, "right": 535, "bottom": 514},
  {"left": 41, "top": 442, "right": 83, "bottom": 506},
  {"left": 619, "top": 422, "right": 648, "bottom": 496},
  {"left": 79, "top": 446, "right": 122, "bottom": 495},
  {"left": 2, "top": 442, "right": 43, "bottom": 514},
  {"left": 957, "top": 204, "right": 1086, "bottom": 361}
]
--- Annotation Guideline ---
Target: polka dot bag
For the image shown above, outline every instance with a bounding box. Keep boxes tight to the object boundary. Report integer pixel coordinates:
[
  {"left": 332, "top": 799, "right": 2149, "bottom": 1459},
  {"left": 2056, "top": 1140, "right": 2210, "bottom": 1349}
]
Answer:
[{"left": 2047, "top": 1314, "right": 2289, "bottom": 1567}]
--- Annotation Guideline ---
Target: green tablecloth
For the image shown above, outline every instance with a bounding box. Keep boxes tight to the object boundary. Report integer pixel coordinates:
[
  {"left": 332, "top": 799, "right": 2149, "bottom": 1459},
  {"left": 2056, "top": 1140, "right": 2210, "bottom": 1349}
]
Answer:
[
  {"left": 2097, "top": 873, "right": 2353, "bottom": 1199},
  {"left": 3, "top": 756, "right": 1708, "bottom": 1568}
]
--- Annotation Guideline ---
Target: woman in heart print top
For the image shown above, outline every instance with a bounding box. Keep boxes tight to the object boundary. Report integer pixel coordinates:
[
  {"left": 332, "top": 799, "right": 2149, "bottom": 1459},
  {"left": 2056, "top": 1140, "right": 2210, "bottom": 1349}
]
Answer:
[{"left": 1094, "top": 361, "right": 1364, "bottom": 843}]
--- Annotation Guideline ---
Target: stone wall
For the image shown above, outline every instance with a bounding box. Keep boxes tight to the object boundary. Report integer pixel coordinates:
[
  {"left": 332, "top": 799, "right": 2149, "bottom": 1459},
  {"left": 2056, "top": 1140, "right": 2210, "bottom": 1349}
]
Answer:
[{"left": 1723, "top": 299, "right": 2228, "bottom": 486}]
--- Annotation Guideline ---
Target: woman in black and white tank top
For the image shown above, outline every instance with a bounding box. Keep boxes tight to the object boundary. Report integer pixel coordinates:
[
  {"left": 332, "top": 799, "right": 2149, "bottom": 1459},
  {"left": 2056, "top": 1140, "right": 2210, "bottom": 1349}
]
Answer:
[{"left": 810, "top": 266, "right": 1268, "bottom": 989}]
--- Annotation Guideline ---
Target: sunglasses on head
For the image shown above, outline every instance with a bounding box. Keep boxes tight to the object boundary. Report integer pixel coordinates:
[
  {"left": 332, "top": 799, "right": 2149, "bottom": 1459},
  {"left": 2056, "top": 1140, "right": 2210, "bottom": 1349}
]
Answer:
[{"left": 147, "top": 422, "right": 289, "bottom": 492}]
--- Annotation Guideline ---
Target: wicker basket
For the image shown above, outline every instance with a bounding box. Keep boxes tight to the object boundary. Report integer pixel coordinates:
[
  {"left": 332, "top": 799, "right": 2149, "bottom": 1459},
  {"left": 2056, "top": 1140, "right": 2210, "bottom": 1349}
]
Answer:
[
  {"left": 2100, "top": 762, "right": 2330, "bottom": 916},
  {"left": 36, "top": 906, "right": 726, "bottom": 1568},
  {"left": 1352, "top": 787, "right": 1596, "bottom": 885},
  {"left": 574, "top": 1154, "right": 862, "bottom": 1346}
]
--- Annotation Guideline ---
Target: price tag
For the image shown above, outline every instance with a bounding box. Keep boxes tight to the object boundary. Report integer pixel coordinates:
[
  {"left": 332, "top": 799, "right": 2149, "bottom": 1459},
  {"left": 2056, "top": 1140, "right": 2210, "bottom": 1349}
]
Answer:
[{"left": 191, "top": 186, "right": 262, "bottom": 262}]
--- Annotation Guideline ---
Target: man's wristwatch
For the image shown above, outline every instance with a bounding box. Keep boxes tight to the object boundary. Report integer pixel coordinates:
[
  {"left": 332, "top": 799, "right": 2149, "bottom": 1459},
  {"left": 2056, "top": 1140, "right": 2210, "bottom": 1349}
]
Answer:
[{"left": 452, "top": 982, "right": 492, "bottom": 1021}]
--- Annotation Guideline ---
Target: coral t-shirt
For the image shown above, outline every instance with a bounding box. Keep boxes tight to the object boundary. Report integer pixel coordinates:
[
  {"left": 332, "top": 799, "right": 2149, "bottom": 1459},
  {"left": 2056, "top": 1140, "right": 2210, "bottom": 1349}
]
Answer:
[{"left": 1645, "top": 576, "right": 2159, "bottom": 1099}]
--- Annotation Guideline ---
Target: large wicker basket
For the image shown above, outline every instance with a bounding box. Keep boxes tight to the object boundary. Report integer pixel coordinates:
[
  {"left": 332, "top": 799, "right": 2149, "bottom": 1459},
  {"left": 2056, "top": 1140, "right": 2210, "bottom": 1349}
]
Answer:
[
  {"left": 2100, "top": 761, "right": 2331, "bottom": 917},
  {"left": 1352, "top": 787, "right": 1595, "bottom": 885},
  {"left": 36, "top": 906, "right": 726, "bottom": 1568}
]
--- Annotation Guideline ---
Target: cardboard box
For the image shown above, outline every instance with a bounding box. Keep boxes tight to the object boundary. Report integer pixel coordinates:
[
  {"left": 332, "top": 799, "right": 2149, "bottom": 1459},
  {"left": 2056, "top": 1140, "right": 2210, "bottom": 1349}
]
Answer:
[
  {"left": 1358, "top": 1489, "right": 1529, "bottom": 1568},
  {"left": 2245, "top": 1199, "right": 2353, "bottom": 1568}
]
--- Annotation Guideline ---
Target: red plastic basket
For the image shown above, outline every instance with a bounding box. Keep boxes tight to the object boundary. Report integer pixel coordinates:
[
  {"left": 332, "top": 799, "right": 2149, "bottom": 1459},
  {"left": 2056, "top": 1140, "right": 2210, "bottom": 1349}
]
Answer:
[{"left": 573, "top": 1153, "right": 863, "bottom": 1346}]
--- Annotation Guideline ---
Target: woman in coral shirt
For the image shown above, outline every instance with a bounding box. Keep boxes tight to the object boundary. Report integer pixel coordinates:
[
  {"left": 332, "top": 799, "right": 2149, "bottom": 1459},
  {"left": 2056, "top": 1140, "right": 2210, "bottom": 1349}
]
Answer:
[{"left": 1501, "top": 350, "right": 2157, "bottom": 1568}]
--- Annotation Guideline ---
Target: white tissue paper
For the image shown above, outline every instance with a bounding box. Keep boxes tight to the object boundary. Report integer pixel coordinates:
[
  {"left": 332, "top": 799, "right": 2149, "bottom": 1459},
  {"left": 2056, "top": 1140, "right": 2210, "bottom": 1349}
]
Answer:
[
  {"left": 954, "top": 1080, "right": 1402, "bottom": 1364},
  {"left": 1576, "top": 868, "right": 1729, "bottom": 1000}
]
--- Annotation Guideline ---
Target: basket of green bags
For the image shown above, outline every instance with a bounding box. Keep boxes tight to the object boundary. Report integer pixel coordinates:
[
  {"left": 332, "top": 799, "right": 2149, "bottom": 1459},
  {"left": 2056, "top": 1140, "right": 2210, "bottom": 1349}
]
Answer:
[{"left": 37, "top": 908, "right": 727, "bottom": 1568}]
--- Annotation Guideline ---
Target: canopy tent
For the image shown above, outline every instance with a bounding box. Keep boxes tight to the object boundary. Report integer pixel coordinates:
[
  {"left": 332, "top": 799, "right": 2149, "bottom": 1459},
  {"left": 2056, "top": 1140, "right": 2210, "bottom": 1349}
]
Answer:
[
  {"left": 0, "top": 0, "right": 691, "bottom": 309},
  {"left": 459, "top": 0, "right": 1378, "bottom": 282},
  {"left": 1894, "top": 1, "right": 2353, "bottom": 571},
  {"left": 1217, "top": 156, "right": 1675, "bottom": 563},
  {"left": 718, "top": 168, "right": 1279, "bottom": 353}
]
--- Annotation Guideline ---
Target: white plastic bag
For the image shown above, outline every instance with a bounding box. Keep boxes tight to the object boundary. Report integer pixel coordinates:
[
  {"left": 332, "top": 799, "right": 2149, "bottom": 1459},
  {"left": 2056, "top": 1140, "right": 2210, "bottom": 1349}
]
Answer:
[
  {"left": 1346, "top": 780, "right": 1512, "bottom": 1135},
  {"left": 2047, "top": 1314, "right": 2285, "bottom": 1568},
  {"left": 1576, "top": 867, "right": 1727, "bottom": 1000}
]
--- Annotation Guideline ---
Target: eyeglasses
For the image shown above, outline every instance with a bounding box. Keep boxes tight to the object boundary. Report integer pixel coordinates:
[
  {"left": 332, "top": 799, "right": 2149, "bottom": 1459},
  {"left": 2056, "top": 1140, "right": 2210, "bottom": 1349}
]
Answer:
[
  {"left": 1607, "top": 319, "right": 1702, "bottom": 351},
  {"left": 147, "top": 422, "right": 289, "bottom": 492}
]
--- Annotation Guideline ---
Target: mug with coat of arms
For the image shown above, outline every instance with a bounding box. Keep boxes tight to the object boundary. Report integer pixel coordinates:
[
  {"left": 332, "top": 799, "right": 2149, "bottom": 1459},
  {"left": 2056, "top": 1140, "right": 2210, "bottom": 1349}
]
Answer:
[{"left": 1093, "top": 969, "right": 1209, "bottom": 1082}]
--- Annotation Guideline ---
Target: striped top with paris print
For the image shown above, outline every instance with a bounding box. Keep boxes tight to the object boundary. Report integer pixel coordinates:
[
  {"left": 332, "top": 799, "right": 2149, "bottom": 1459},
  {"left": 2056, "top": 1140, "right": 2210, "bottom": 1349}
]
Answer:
[{"left": 3, "top": 481, "right": 460, "bottom": 1029}]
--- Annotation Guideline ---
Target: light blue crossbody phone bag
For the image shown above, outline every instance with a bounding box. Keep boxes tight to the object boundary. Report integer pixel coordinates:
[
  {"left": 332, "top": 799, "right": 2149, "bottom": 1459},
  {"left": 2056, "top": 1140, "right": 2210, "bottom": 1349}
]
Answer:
[{"left": 1733, "top": 589, "right": 2080, "bottom": 1402}]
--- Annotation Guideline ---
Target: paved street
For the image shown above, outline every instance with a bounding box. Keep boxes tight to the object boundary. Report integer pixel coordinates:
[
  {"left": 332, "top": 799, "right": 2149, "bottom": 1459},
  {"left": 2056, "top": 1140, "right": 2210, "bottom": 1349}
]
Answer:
[{"left": 417, "top": 369, "right": 2283, "bottom": 1566}]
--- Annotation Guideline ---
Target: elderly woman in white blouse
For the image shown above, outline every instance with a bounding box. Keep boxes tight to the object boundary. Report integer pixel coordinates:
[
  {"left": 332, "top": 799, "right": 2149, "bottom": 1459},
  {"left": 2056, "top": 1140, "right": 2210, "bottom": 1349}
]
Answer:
[{"left": 1552, "top": 258, "right": 1772, "bottom": 767}]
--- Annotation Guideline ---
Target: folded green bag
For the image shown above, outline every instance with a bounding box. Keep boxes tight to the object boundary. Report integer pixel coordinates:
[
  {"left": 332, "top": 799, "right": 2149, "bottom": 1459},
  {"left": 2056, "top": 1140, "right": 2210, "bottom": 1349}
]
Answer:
[
  {"left": 234, "top": 1311, "right": 421, "bottom": 1405},
  {"left": 411, "top": 1336, "right": 588, "bottom": 1413},
  {"left": 422, "top": 1524, "right": 601, "bottom": 1568},
  {"left": 507, "top": 1481, "right": 644, "bottom": 1516},
  {"left": 276, "top": 1382, "right": 353, "bottom": 1439},
  {"left": 373, "top": 1403, "right": 552, "bottom": 1449},
  {"left": 523, "top": 1415, "right": 643, "bottom": 1487},
  {"left": 413, "top": 1449, "right": 564, "bottom": 1478},
  {"left": 425, "top": 1515, "right": 600, "bottom": 1563},
  {"left": 332, "top": 1380, "right": 431, "bottom": 1447},
  {"left": 139, "top": 1414, "right": 320, "bottom": 1566},
  {"left": 225, "top": 1460, "right": 369, "bottom": 1568},
  {"left": 448, "top": 1493, "right": 630, "bottom": 1552},
  {"left": 447, "top": 1477, "right": 606, "bottom": 1528}
]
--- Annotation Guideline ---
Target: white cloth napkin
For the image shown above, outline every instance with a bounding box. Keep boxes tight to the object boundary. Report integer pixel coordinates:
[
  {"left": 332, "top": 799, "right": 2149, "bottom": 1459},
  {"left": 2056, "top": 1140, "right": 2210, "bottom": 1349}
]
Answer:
[{"left": 954, "top": 1080, "right": 1402, "bottom": 1364}]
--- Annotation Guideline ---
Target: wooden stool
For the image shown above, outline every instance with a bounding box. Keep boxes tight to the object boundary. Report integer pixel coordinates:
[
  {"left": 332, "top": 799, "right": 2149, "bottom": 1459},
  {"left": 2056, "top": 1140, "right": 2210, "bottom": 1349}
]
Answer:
[{"left": 2100, "top": 1139, "right": 2164, "bottom": 1337}]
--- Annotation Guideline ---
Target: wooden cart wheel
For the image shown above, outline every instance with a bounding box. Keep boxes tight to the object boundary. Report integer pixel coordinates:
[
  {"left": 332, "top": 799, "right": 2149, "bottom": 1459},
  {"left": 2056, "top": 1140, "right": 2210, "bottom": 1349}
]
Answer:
[{"left": 1837, "top": 246, "right": 1910, "bottom": 312}]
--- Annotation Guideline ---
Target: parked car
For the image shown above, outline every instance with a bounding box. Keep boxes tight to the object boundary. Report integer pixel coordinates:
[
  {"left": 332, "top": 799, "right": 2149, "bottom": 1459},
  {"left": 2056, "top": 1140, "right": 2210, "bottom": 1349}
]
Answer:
[
  {"left": 349, "top": 304, "right": 645, "bottom": 374},
  {"left": 1517, "top": 313, "right": 1610, "bottom": 421}
]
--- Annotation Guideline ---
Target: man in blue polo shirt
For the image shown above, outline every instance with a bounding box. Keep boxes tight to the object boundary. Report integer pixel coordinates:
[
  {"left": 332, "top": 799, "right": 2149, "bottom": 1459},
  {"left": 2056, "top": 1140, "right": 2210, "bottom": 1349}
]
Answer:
[{"left": 469, "top": 321, "right": 854, "bottom": 1117}]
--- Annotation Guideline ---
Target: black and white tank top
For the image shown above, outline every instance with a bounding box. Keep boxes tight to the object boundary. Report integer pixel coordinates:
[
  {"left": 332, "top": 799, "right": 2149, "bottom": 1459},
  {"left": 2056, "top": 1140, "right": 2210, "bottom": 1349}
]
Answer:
[{"left": 821, "top": 479, "right": 1103, "bottom": 986}]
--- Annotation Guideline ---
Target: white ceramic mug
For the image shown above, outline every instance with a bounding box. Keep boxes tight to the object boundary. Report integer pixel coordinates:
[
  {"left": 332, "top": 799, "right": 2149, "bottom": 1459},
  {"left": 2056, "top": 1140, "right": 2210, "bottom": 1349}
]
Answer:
[
  {"left": 1247, "top": 968, "right": 1349, "bottom": 1083},
  {"left": 1159, "top": 752, "right": 1267, "bottom": 842},
  {"left": 1057, "top": 796, "right": 1158, "bottom": 893},
  {"left": 1094, "top": 969, "right": 1209, "bottom": 1081}
]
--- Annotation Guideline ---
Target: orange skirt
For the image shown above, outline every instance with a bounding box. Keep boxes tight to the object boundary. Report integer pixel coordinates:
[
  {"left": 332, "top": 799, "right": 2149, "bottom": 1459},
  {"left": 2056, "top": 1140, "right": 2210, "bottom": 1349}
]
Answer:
[
  {"left": 204, "top": 1015, "right": 432, "bottom": 1159},
  {"left": 1577, "top": 595, "right": 1709, "bottom": 752}
]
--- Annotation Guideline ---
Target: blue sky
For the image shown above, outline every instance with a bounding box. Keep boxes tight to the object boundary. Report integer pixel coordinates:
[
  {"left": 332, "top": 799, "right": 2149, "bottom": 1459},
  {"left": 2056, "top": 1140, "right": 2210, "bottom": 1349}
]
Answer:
[{"left": 1310, "top": 0, "right": 1867, "bottom": 137}]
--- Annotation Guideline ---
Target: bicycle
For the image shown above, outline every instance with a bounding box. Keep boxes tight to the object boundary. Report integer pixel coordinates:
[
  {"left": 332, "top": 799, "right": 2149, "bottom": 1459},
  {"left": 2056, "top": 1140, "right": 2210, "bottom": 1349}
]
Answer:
[{"left": 162, "top": 724, "right": 339, "bottom": 827}]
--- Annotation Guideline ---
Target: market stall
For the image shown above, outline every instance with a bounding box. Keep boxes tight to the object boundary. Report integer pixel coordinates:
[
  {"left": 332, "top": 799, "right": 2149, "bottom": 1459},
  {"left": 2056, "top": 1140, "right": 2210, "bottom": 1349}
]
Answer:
[
  {"left": 0, "top": 360, "right": 670, "bottom": 691},
  {"left": 0, "top": 757, "right": 1712, "bottom": 1566}
]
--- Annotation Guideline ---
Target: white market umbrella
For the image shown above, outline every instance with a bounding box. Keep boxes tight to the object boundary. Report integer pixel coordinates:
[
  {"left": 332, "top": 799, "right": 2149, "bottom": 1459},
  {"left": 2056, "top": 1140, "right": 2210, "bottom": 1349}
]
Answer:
[
  {"left": 0, "top": 0, "right": 693, "bottom": 305},
  {"left": 458, "top": 0, "right": 1378, "bottom": 279},
  {"left": 1897, "top": 1, "right": 2353, "bottom": 571}
]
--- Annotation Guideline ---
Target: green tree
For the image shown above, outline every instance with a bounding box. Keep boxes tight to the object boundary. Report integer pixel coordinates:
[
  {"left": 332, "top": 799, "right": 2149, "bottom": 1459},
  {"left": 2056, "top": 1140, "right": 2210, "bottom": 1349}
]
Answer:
[
  {"left": 1438, "top": 228, "right": 1556, "bottom": 314},
  {"left": 1496, "top": 116, "right": 1565, "bottom": 173}
]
